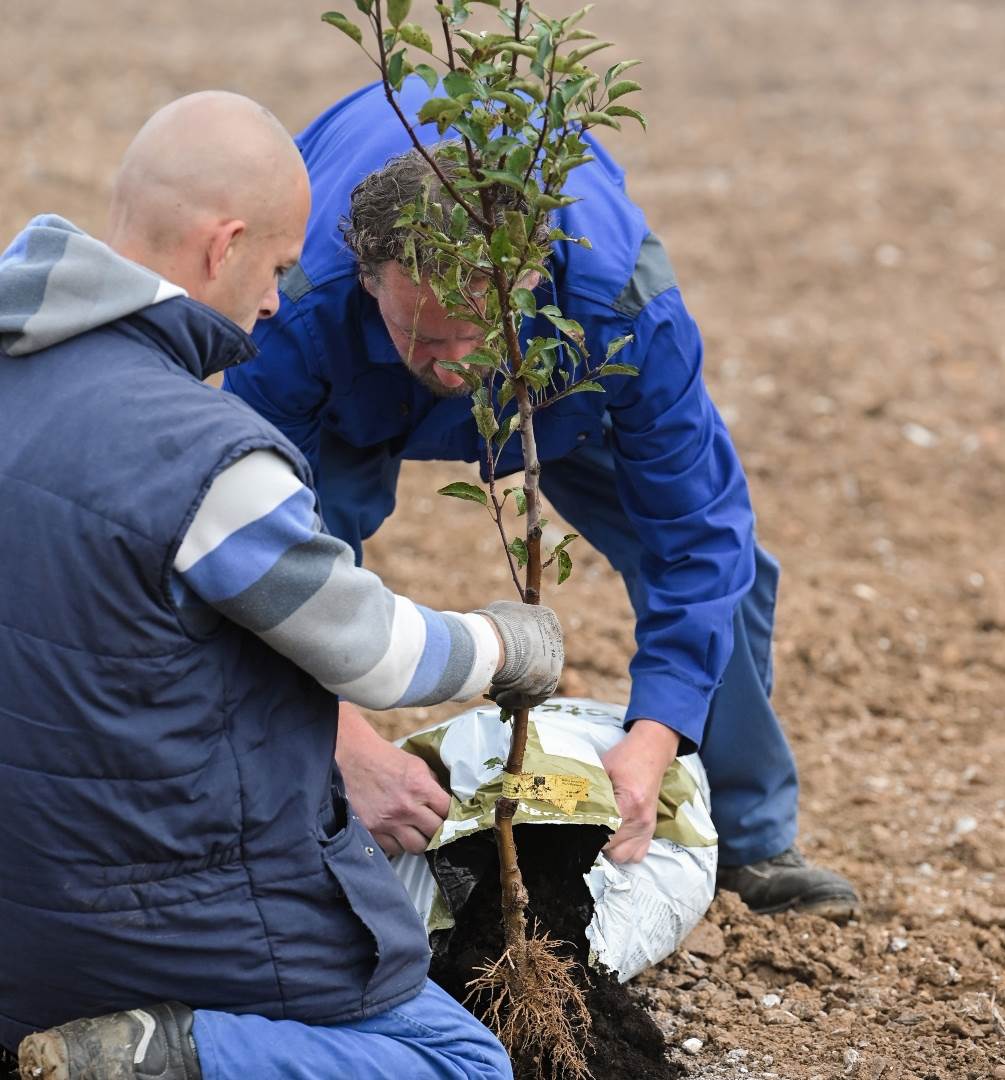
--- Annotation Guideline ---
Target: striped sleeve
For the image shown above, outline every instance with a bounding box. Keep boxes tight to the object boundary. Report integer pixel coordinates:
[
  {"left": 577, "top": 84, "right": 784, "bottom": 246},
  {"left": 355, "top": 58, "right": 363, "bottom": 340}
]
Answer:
[{"left": 173, "top": 449, "right": 499, "bottom": 708}]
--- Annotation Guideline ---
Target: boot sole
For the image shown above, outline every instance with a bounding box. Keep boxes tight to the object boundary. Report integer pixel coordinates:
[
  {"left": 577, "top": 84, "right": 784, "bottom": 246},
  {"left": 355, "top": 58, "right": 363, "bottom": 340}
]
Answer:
[
  {"left": 17, "top": 1031, "right": 70, "bottom": 1080},
  {"left": 755, "top": 894, "right": 860, "bottom": 922}
]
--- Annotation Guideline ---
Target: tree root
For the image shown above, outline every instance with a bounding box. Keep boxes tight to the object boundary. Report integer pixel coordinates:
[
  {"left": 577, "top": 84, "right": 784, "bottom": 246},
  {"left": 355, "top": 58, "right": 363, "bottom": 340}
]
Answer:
[{"left": 465, "top": 927, "right": 593, "bottom": 1080}]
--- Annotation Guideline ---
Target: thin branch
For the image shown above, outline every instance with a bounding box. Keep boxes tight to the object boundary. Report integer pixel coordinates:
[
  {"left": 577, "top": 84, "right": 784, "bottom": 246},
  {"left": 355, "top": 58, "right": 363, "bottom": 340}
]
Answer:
[
  {"left": 374, "top": 4, "right": 489, "bottom": 229},
  {"left": 521, "top": 28, "right": 560, "bottom": 190},
  {"left": 510, "top": 0, "right": 525, "bottom": 80},
  {"left": 531, "top": 363, "right": 606, "bottom": 411},
  {"left": 484, "top": 435, "right": 526, "bottom": 601},
  {"left": 435, "top": 1, "right": 457, "bottom": 70},
  {"left": 513, "top": 379, "right": 543, "bottom": 606}
]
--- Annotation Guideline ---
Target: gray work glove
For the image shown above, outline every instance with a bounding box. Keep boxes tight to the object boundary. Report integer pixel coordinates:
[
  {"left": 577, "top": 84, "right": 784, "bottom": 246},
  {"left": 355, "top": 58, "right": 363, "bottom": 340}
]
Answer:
[{"left": 475, "top": 600, "right": 564, "bottom": 711}]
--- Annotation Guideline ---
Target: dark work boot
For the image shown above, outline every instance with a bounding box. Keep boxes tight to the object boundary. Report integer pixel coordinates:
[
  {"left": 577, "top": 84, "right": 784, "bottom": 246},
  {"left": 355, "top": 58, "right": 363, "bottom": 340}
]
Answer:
[
  {"left": 18, "top": 1001, "right": 201, "bottom": 1080},
  {"left": 717, "top": 847, "right": 860, "bottom": 921}
]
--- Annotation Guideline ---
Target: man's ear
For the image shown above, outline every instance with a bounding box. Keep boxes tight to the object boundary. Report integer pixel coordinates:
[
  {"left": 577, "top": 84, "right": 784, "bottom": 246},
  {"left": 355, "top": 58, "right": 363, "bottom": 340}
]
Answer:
[
  {"left": 205, "top": 219, "right": 246, "bottom": 282},
  {"left": 360, "top": 268, "right": 380, "bottom": 298}
]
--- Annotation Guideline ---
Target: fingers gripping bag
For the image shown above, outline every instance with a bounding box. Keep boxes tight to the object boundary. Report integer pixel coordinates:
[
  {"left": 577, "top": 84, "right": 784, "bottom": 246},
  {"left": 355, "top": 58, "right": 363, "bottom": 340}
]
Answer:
[{"left": 392, "top": 698, "right": 717, "bottom": 982}]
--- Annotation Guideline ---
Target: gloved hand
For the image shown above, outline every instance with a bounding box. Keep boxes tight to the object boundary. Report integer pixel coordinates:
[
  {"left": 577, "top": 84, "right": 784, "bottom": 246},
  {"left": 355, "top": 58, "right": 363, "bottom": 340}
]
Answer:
[{"left": 474, "top": 600, "right": 564, "bottom": 711}]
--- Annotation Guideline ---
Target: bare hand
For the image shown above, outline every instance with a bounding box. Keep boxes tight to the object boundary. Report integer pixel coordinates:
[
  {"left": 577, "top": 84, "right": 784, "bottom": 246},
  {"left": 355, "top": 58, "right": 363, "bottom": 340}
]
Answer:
[
  {"left": 601, "top": 719, "right": 681, "bottom": 864},
  {"left": 335, "top": 702, "right": 451, "bottom": 857}
]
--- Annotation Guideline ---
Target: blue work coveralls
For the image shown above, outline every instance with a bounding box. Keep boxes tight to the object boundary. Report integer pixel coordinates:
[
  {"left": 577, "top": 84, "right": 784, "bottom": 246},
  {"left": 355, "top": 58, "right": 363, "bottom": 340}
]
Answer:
[{"left": 225, "top": 79, "right": 799, "bottom": 866}]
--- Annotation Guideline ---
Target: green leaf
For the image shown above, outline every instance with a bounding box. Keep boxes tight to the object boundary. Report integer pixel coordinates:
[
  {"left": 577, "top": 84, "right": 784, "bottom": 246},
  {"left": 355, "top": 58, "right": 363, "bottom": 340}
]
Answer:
[
  {"left": 354, "top": 0, "right": 374, "bottom": 12},
  {"left": 605, "top": 334, "right": 634, "bottom": 360},
  {"left": 494, "top": 412, "right": 520, "bottom": 450},
  {"left": 567, "top": 380, "right": 605, "bottom": 394},
  {"left": 321, "top": 11, "right": 363, "bottom": 45},
  {"left": 523, "top": 336, "right": 562, "bottom": 364},
  {"left": 471, "top": 168, "right": 526, "bottom": 192},
  {"left": 510, "top": 287, "right": 537, "bottom": 317},
  {"left": 557, "top": 548, "right": 573, "bottom": 584},
  {"left": 387, "top": 49, "right": 409, "bottom": 90},
  {"left": 458, "top": 348, "right": 502, "bottom": 367},
  {"left": 534, "top": 193, "right": 577, "bottom": 211},
  {"left": 558, "top": 74, "right": 598, "bottom": 108},
  {"left": 538, "top": 306, "right": 586, "bottom": 347},
  {"left": 452, "top": 117, "right": 488, "bottom": 148},
  {"left": 531, "top": 27, "right": 553, "bottom": 79},
  {"left": 443, "top": 71, "right": 478, "bottom": 100},
  {"left": 399, "top": 22, "right": 434, "bottom": 51},
  {"left": 598, "top": 362, "right": 639, "bottom": 378},
  {"left": 606, "top": 78, "right": 642, "bottom": 102},
  {"left": 502, "top": 486, "right": 528, "bottom": 515},
  {"left": 414, "top": 62, "right": 439, "bottom": 91},
  {"left": 473, "top": 403, "right": 499, "bottom": 439},
  {"left": 449, "top": 203, "right": 469, "bottom": 240},
  {"left": 562, "top": 4, "right": 595, "bottom": 31},
  {"left": 553, "top": 532, "right": 578, "bottom": 553},
  {"left": 417, "top": 96, "right": 464, "bottom": 130},
  {"left": 604, "top": 58, "right": 643, "bottom": 86},
  {"left": 507, "top": 536, "right": 529, "bottom": 568},
  {"left": 437, "top": 481, "right": 488, "bottom": 506},
  {"left": 505, "top": 143, "right": 534, "bottom": 178},
  {"left": 490, "top": 225, "right": 513, "bottom": 264},
  {"left": 578, "top": 110, "right": 621, "bottom": 130},
  {"left": 509, "top": 78, "right": 545, "bottom": 103},
  {"left": 606, "top": 104, "right": 647, "bottom": 129},
  {"left": 567, "top": 40, "right": 612, "bottom": 63},
  {"left": 401, "top": 234, "right": 419, "bottom": 283},
  {"left": 498, "top": 378, "right": 515, "bottom": 408},
  {"left": 386, "top": 0, "right": 411, "bottom": 28},
  {"left": 435, "top": 360, "right": 484, "bottom": 389},
  {"left": 483, "top": 755, "right": 505, "bottom": 769}
]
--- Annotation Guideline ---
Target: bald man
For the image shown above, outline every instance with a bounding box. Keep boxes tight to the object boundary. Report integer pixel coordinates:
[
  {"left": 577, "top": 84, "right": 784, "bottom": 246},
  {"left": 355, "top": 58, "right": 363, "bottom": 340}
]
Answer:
[{"left": 0, "top": 92, "right": 556, "bottom": 1080}]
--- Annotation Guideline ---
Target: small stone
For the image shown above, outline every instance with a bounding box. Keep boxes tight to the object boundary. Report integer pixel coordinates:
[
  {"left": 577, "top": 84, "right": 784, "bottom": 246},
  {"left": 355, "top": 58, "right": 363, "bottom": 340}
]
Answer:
[
  {"left": 764, "top": 1009, "right": 800, "bottom": 1025},
  {"left": 682, "top": 919, "right": 726, "bottom": 959},
  {"left": 875, "top": 243, "right": 903, "bottom": 267},
  {"left": 761, "top": 992, "right": 782, "bottom": 1008},
  {"left": 726, "top": 1049, "right": 749, "bottom": 1062},
  {"left": 888, "top": 936, "right": 909, "bottom": 953},
  {"left": 681, "top": 1037, "right": 703, "bottom": 1055},
  {"left": 901, "top": 421, "right": 938, "bottom": 448},
  {"left": 992, "top": 1065, "right": 1005, "bottom": 1080},
  {"left": 954, "top": 814, "right": 978, "bottom": 836},
  {"left": 844, "top": 1047, "right": 861, "bottom": 1072}
]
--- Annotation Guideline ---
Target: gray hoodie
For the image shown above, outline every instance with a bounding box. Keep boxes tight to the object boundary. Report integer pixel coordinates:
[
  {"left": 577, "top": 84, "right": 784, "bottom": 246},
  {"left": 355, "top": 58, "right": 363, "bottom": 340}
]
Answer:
[{"left": 0, "top": 214, "right": 184, "bottom": 357}]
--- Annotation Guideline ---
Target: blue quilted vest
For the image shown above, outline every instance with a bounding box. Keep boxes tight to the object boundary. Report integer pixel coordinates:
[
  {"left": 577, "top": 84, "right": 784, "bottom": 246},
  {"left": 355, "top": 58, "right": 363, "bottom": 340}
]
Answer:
[{"left": 0, "top": 297, "right": 429, "bottom": 1051}]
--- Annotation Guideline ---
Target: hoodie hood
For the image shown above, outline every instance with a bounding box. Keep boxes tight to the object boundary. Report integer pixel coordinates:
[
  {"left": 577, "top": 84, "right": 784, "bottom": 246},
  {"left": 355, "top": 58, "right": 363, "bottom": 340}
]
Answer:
[{"left": 0, "top": 215, "right": 186, "bottom": 357}]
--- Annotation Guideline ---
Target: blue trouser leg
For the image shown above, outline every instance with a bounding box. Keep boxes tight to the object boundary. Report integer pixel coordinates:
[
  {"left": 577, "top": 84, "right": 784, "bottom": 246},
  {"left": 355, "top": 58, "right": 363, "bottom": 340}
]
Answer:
[
  {"left": 539, "top": 440, "right": 799, "bottom": 866},
  {"left": 192, "top": 980, "right": 512, "bottom": 1080}
]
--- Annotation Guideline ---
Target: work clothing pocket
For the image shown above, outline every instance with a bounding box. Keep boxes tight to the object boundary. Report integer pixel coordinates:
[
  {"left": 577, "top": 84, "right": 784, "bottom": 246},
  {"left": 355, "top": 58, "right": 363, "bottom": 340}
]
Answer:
[{"left": 317, "top": 804, "right": 430, "bottom": 1009}]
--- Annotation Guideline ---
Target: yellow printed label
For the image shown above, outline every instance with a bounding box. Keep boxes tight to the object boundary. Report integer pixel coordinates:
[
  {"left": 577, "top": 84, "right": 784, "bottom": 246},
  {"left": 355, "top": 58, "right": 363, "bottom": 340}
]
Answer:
[{"left": 501, "top": 772, "right": 590, "bottom": 814}]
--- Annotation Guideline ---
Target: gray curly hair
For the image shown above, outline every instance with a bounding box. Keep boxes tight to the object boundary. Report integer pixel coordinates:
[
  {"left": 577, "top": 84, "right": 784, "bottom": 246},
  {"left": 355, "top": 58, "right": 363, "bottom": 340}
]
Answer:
[{"left": 341, "top": 142, "right": 552, "bottom": 280}]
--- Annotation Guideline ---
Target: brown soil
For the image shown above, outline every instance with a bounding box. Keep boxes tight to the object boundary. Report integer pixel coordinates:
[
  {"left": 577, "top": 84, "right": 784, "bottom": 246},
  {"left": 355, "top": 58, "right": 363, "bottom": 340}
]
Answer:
[{"left": 2, "top": 2, "right": 1003, "bottom": 1078}]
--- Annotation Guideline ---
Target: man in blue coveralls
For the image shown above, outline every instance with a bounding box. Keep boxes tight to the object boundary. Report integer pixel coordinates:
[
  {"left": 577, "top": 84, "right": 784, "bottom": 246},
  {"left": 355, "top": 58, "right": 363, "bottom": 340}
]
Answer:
[{"left": 226, "top": 79, "right": 860, "bottom": 917}]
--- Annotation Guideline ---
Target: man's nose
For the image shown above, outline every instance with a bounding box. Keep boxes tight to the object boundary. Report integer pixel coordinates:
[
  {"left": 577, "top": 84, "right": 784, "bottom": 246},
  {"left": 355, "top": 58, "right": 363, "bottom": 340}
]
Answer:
[
  {"left": 433, "top": 337, "right": 478, "bottom": 363},
  {"left": 259, "top": 285, "right": 281, "bottom": 321}
]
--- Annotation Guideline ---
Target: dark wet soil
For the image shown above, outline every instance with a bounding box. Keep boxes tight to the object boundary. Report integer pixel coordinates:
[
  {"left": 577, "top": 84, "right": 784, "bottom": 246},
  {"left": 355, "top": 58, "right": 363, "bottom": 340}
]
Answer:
[{"left": 428, "top": 824, "right": 681, "bottom": 1080}]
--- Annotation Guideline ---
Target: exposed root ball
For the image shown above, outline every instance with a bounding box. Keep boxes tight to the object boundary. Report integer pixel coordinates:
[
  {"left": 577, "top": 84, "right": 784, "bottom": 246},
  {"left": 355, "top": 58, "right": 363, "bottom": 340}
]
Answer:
[{"left": 466, "top": 930, "right": 593, "bottom": 1080}]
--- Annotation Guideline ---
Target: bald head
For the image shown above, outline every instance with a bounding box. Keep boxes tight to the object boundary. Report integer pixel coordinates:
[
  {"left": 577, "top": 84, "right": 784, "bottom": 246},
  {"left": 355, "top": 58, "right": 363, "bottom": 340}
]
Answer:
[{"left": 108, "top": 91, "right": 311, "bottom": 332}]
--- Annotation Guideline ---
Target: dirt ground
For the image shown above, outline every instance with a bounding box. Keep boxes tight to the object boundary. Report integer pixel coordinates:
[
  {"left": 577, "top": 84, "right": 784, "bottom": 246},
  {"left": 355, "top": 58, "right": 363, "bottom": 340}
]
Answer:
[{"left": 2, "top": 1, "right": 1003, "bottom": 1077}]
